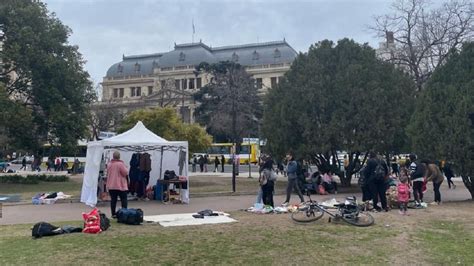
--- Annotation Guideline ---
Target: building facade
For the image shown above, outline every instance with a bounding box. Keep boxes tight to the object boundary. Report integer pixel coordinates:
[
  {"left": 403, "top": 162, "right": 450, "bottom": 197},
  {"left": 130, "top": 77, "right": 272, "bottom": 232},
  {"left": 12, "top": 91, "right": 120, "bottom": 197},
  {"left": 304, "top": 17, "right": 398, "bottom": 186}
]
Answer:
[{"left": 98, "top": 40, "right": 297, "bottom": 123}]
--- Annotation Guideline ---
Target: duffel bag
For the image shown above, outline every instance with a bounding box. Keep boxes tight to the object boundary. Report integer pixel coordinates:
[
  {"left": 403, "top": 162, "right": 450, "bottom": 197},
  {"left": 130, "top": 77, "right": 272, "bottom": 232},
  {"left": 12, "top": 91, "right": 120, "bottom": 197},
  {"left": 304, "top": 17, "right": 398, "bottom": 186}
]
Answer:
[{"left": 116, "top": 208, "right": 144, "bottom": 225}]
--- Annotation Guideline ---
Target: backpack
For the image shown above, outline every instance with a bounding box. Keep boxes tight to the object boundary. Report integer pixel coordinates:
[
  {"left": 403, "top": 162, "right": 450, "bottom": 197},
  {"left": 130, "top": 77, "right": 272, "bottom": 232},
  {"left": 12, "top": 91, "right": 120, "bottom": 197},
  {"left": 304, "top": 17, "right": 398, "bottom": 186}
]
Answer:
[
  {"left": 116, "top": 208, "right": 144, "bottom": 225},
  {"left": 99, "top": 212, "right": 110, "bottom": 231},
  {"left": 32, "top": 222, "right": 62, "bottom": 238},
  {"left": 374, "top": 160, "right": 386, "bottom": 181}
]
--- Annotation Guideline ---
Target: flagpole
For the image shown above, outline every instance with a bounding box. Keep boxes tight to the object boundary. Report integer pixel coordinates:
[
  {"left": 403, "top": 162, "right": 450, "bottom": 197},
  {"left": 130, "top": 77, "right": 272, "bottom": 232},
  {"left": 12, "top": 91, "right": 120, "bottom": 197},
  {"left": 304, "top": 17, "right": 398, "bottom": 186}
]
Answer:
[{"left": 192, "top": 19, "right": 195, "bottom": 43}]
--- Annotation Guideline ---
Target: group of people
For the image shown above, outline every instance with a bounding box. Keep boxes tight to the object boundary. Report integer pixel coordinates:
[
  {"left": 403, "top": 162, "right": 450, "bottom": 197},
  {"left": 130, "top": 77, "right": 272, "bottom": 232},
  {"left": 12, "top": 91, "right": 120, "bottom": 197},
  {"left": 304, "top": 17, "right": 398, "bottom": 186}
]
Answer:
[
  {"left": 191, "top": 154, "right": 226, "bottom": 173},
  {"left": 360, "top": 152, "right": 452, "bottom": 215}
]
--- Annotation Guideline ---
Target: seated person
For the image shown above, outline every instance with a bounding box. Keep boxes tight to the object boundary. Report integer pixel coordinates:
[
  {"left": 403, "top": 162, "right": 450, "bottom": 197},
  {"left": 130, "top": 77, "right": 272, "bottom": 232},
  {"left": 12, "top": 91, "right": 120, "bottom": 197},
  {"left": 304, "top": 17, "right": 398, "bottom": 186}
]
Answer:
[{"left": 321, "top": 171, "right": 338, "bottom": 194}]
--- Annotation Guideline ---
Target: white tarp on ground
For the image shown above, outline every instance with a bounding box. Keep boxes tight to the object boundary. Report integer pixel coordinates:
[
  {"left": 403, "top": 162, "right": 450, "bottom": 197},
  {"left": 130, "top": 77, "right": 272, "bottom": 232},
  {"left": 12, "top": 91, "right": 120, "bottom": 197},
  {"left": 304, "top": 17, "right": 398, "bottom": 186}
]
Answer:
[
  {"left": 144, "top": 213, "right": 237, "bottom": 227},
  {"left": 81, "top": 121, "right": 189, "bottom": 207}
]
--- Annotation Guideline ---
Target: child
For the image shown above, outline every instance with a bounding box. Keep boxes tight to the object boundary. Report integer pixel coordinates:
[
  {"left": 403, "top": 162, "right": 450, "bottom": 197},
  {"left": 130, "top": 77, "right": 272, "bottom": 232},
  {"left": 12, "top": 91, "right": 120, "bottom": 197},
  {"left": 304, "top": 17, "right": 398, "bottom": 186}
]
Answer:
[{"left": 397, "top": 175, "right": 410, "bottom": 215}]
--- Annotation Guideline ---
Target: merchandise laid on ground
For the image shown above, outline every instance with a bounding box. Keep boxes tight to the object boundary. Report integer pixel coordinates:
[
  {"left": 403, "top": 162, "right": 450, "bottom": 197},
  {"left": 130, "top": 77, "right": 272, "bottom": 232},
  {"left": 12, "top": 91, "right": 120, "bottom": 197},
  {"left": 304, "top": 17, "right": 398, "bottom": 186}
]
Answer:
[
  {"left": 32, "top": 192, "right": 72, "bottom": 205},
  {"left": 144, "top": 209, "right": 237, "bottom": 227}
]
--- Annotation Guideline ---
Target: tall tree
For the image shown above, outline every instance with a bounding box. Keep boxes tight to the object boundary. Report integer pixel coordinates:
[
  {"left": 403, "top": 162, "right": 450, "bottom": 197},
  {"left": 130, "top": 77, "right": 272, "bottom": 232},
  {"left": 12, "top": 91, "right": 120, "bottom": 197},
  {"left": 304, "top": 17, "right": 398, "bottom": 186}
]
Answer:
[
  {"left": 194, "top": 61, "right": 261, "bottom": 142},
  {"left": 0, "top": 0, "right": 95, "bottom": 152},
  {"left": 408, "top": 42, "right": 474, "bottom": 198},
  {"left": 263, "top": 39, "right": 415, "bottom": 186},
  {"left": 371, "top": 0, "right": 474, "bottom": 91},
  {"left": 119, "top": 108, "right": 212, "bottom": 154},
  {"left": 194, "top": 61, "right": 261, "bottom": 192}
]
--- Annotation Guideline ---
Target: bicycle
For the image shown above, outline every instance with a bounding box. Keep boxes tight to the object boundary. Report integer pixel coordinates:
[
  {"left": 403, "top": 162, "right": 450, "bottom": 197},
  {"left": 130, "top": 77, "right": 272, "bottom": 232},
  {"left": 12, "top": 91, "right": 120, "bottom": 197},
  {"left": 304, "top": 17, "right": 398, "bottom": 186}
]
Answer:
[{"left": 291, "top": 193, "right": 375, "bottom": 227}]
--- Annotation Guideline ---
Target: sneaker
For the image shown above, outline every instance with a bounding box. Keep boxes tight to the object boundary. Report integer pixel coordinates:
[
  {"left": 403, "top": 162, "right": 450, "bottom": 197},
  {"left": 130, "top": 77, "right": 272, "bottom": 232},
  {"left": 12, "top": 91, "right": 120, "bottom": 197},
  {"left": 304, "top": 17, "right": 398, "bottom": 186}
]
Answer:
[
  {"left": 281, "top": 202, "right": 289, "bottom": 207},
  {"left": 429, "top": 201, "right": 438, "bottom": 205},
  {"left": 399, "top": 210, "right": 404, "bottom": 215}
]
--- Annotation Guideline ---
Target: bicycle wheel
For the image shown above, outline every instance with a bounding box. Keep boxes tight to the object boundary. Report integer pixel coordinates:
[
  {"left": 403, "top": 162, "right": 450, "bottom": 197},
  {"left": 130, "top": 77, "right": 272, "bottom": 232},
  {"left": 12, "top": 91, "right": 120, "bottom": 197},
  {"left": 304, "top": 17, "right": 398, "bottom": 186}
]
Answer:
[
  {"left": 291, "top": 207, "right": 324, "bottom": 223},
  {"left": 341, "top": 211, "right": 374, "bottom": 227}
]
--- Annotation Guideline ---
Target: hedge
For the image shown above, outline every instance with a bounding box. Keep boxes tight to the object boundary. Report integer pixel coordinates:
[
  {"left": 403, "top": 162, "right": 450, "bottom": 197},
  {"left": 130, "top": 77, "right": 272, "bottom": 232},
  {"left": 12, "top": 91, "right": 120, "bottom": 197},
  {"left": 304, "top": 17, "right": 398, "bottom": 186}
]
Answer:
[{"left": 0, "top": 174, "right": 70, "bottom": 184}]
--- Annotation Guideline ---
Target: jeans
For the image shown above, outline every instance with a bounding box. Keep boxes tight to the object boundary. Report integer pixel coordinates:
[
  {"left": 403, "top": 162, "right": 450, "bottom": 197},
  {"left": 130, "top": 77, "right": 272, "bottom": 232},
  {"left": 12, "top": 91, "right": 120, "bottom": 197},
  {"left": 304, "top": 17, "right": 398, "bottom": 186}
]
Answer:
[
  {"left": 370, "top": 180, "right": 387, "bottom": 210},
  {"left": 433, "top": 182, "right": 442, "bottom": 203},
  {"left": 285, "top": 177, "right": 304, "bottom": 203},
  {"left": 262, "top": 181, "right": 274, "bottom": 207},
  {"left": 256, "top": 188, "right": 263, "bottom": 204},
  {"left": 446, "top": 176, "right": 455, "bottom": 189},
  {"left": 413, "top": 181, "right": 424, "bottom": 203},
  {"left": 109, "top": 189, "right": 128, "bottom": 216}
]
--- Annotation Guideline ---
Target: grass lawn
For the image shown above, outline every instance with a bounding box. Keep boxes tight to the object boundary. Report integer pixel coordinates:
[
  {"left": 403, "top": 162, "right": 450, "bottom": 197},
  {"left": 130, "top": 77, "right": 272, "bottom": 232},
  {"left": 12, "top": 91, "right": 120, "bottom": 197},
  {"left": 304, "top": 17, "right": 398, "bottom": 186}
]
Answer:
[{"left": 1, "top": 201, "right": 473, "bottom": 265}]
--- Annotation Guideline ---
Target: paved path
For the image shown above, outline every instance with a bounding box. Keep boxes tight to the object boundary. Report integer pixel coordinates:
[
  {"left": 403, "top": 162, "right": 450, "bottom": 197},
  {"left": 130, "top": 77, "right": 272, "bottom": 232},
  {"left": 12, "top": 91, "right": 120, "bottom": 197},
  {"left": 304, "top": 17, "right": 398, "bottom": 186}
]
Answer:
[{"left": 1, "top": 180, "right": 470, "bottom": 225}]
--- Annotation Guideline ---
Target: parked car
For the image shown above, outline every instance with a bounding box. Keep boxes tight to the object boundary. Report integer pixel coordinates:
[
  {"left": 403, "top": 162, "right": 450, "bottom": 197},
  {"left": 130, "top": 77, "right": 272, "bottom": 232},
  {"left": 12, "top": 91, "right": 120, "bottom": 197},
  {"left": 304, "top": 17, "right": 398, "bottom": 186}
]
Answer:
[{"left": 10, "top": 156, "right": 33, "bottom": 164}]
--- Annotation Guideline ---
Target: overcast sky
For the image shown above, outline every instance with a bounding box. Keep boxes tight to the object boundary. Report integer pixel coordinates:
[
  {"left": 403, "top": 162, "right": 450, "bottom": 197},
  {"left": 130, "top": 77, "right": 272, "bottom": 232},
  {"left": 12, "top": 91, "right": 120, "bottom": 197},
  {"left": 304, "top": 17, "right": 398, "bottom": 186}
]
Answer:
[{"left": 43, "top": 0, "right": 392, "bottom": 85}]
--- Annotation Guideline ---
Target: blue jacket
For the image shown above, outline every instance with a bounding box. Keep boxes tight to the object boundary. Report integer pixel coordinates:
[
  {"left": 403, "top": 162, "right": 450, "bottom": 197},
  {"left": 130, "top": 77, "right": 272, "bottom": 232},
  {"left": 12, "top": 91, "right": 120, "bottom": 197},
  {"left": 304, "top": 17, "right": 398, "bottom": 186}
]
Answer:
[{"left": 287, "top": 160, "right": 297, "bottom": 174}]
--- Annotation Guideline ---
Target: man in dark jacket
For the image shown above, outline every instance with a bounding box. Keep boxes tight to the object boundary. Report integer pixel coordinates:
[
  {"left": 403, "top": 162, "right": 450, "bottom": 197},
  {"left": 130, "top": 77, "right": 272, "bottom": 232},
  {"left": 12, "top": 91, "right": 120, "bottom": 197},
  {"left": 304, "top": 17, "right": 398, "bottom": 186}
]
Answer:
[
  {"left": 282, "top": 153, "right": 305, "bottom": 206},
  {"left": 365, "top": 152, "right": 389, "bottom": 212},
  {"left": 409, "top": 154, "right": 425, "bottom": 207}
]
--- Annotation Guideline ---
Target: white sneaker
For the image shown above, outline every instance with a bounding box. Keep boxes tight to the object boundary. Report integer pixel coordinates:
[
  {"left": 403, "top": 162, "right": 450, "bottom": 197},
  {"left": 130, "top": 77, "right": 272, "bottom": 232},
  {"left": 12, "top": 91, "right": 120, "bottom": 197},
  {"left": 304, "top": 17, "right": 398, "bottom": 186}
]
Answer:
[{"left": 281, "top": 202, "right": 289, "bottom": 207}]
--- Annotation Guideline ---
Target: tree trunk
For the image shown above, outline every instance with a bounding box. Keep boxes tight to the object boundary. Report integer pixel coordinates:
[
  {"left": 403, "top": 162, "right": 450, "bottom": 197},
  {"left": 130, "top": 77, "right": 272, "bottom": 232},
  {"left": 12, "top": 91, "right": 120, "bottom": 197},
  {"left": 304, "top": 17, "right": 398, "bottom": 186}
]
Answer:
[{"left": 461, "top": 175, "right": 474, "bottom": 200}]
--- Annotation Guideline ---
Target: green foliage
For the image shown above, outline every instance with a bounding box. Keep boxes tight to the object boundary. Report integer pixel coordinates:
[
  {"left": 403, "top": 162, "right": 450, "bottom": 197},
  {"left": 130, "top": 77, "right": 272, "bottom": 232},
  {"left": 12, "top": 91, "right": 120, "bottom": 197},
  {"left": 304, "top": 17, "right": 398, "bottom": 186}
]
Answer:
[
  {"left": 0, "top": 174, "right": 69, "bottom": 184},
  {"left": 408, "top": 42, "right": 474, "bottom": 197},
  {"left": 0, "top": 1, "right": 95, "bottom": 152},
  {"left": 119, "top": 107, "right": 212, "bottom": 154},
  {"left": 194, "top": 61, "right": 261, "bottom": 143},
  {"left": 264, "top": 39, "right": 415, "bottom": 159}
]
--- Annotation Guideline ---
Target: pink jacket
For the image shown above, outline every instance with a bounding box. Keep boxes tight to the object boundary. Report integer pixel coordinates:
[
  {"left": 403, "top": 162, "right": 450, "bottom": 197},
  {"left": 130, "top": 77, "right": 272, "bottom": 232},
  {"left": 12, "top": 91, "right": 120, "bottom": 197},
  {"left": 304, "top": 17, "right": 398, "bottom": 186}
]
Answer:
[
  {"left": 397, "top": 183, "right": 410, "bottom": 202},
  {"left": 106, "top": 159, "right": 129, "bottom": 191}
]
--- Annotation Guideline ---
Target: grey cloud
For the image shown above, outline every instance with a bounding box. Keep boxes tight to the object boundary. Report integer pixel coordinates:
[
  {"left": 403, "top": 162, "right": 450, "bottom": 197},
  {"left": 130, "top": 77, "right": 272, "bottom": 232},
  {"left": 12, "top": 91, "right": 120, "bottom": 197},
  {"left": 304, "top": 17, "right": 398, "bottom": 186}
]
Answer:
[{"left": 44, "top": 0, "right": 391, "bottom": 84}]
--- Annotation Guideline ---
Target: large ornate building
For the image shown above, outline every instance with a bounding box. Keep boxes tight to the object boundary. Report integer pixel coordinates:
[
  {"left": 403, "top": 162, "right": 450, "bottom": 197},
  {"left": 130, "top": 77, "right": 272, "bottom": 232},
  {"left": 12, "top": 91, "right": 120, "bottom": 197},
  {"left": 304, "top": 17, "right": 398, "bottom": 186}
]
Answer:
[{"left": 98, "top": 40, "right": 297, "bottom": 123}]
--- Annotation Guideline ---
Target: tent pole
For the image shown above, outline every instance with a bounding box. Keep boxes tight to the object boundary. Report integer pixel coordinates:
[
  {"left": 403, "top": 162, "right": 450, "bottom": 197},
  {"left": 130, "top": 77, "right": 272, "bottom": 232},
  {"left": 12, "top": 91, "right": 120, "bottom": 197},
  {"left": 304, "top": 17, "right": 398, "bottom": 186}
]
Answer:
[{"left": 159, "top": 146, "right": 164, "bottom": 180}]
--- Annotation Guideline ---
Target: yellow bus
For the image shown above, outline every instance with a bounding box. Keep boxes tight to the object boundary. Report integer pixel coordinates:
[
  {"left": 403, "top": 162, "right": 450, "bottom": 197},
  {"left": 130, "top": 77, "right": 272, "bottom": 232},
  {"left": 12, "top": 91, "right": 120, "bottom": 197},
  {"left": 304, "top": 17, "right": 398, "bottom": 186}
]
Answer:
[{"left": 206, "top": 142, "right": 259, "bottom": 164}]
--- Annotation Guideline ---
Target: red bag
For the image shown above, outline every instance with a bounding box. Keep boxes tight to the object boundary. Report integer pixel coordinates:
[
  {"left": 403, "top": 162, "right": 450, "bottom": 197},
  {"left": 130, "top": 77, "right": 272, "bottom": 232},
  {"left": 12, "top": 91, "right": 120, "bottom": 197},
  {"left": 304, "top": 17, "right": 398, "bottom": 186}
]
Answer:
[
  {"left": 422, "top": 178, "right": 427, "bottom": 194},
  {"left": 82, "top": 208, "right": 102, "bottom": 234}
]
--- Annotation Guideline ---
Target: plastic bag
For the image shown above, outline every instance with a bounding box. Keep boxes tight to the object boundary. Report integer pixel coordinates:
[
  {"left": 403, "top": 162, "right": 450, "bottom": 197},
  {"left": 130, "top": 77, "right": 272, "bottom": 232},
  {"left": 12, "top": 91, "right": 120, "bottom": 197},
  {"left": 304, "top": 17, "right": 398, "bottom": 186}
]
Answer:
[{"left": 82, "top": 208, "right": 102, "bottom": 234}]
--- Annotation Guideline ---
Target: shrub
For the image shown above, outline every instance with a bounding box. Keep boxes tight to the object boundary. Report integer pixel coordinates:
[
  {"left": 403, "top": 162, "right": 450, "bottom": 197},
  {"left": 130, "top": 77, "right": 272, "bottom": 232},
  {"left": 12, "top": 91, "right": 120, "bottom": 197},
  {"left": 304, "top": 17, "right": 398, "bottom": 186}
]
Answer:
[{"left": 0, "top": 174, "right": 69, "bottom": 184}]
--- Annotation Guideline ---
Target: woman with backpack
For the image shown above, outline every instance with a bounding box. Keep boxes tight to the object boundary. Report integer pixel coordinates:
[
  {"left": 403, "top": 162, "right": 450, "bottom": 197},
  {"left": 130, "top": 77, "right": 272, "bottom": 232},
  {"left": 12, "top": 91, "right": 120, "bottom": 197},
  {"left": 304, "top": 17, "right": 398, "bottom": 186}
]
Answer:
[
  {"left": 365, "top": 152, "right": 389, "bottom": 212},
  {"left": 259, "top": 156, "right": 276, "bottom": 207},
  {"left": 425, "top": 160, "right": 444, "bottom": 205},
  {"left": 282, "top": 154, "right": 305, "bottom": 206}
]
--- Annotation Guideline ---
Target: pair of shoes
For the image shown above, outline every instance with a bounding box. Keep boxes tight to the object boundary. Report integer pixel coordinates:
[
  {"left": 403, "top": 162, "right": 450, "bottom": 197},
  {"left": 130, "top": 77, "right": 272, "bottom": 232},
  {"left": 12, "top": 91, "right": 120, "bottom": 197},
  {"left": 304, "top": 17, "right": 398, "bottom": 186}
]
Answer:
[{"left": 429, "top": 201, "right": 438, "bottom": 205}]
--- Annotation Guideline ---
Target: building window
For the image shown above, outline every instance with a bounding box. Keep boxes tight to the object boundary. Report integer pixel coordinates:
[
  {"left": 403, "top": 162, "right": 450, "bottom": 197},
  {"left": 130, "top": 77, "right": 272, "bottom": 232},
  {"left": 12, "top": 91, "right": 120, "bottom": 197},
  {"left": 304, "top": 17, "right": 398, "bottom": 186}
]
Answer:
[
  {"left": 160, "top": 80, "right": 166, "bottom": 89},
  {"left": 117, "top": 64, "right": 123, "bottom": 73},
  {"left": 179, "top": 52, "right": 186, "bottom": 61},
  {"left": 148, "top": 86, "right": 153, "bottom": 95},
  {"left": 189, "top": 78, "right": 195, "bottom": 89},
  {"left": 134, "top": 63, "right": 141, "bottom": 72},
  {"left": 232, "top": 52, "right": 239, "bottom": 62},
  {"left": 271, "top": 77, "right": 277, "bottom": 88},
  {"left": 181, "top": 79, "right": 187, "bottom": 90},
  {"left": 136, "top": 86, "right": 141, "bottom": 96},
  {"left": 175, "top": 79, "right": 180, "bottom": 90},
  {"left": 273, "top": 48, "right": 281, "bottom": 58},
  {"left": 256, "top": 78, "right": 263, "bottom": 89},
  {"left": 119, "top": 88, "right": 124, "bottom": 98},
  {"left": 252, "top": 50, "right": 259, "bottom": 60},
  {"left": 131, "top": 87, "right": 136, "bottom": 97},
  {"left": 196, "top": 77, "right": 202, "bottom": 88},
  {"left": 113, "top": 88, "right": 118, "bottom": 98}
]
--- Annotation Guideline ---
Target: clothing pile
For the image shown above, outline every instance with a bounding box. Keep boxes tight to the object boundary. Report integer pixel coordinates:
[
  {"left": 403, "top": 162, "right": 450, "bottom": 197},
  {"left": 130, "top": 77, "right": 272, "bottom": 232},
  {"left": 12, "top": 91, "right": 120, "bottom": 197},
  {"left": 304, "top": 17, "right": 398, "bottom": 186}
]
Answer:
[
  {"left": 246, "top": 204, "right": 274, "bottom": 214},
  {"left": 129, "top": 152, "right": 152, "bottom": 198},
  {"left": 386, "top": 186, "right": 399, "bottom": 208},
  {"left": 32, "top": 192, "right": 72, "bottom": 205}
]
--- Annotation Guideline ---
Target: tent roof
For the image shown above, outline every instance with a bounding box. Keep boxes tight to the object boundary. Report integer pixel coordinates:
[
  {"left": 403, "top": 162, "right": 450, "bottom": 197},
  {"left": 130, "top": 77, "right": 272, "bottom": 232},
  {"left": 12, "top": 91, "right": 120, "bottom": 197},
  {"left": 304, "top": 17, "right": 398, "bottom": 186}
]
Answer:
[{"left": 101, "top": 121, "right": 168, "bottom": 146}]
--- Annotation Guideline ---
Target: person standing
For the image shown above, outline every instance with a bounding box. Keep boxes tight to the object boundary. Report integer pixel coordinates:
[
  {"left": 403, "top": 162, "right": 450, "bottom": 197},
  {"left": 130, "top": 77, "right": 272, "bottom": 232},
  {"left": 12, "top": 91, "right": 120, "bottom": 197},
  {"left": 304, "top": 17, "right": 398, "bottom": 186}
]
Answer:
[
  {"left": 409, "top": 154, "right": 425, "bottom": 207},
  {"left": 425, "top": 161, "right": 444, "bottom": 205},
  {"left": 198, "top": 155, "right": 204, "bottom": 172},
  {"left": 397, "top": 175, "right": 410, "bottom": 215},
  {"left": 443, "top": 163, "right": 456, "bottom": 189},
  {"left": 191, "top": 155, "right": 197, "bottom": 173},
  {"left": 391, "top": 156, "right": 400, "bottom": 177},
  {"left": 282, "top": 154, "right": 305, "bottom": 206},
  {"left": 220, "top": 155, "right": 225, "bottom": 173},
  {"left": 107, "top": 151, "right": 129, "bottom": 218},
  {"left": 20, "top": 156, "right": 27, "bottom": 171},
  {"left": 260, "top": 156, "right": 275, "bottom": 207},
  {"left": 213, "top": 156, "right": 220, "bottom": 172},
  {"left": 203, "top": 155, "right": 208, "bottom": 172},
  {"left": 365, "top": 152, "right": 389, "bottom": 212}
]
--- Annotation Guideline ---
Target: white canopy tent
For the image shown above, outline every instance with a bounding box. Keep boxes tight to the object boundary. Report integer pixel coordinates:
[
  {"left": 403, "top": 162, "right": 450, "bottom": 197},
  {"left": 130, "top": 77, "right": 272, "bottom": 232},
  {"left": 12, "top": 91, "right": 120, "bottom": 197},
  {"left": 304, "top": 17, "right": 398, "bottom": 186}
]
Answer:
[{"left": 81, "top": 121, "right": 189, "bottom": 207}]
